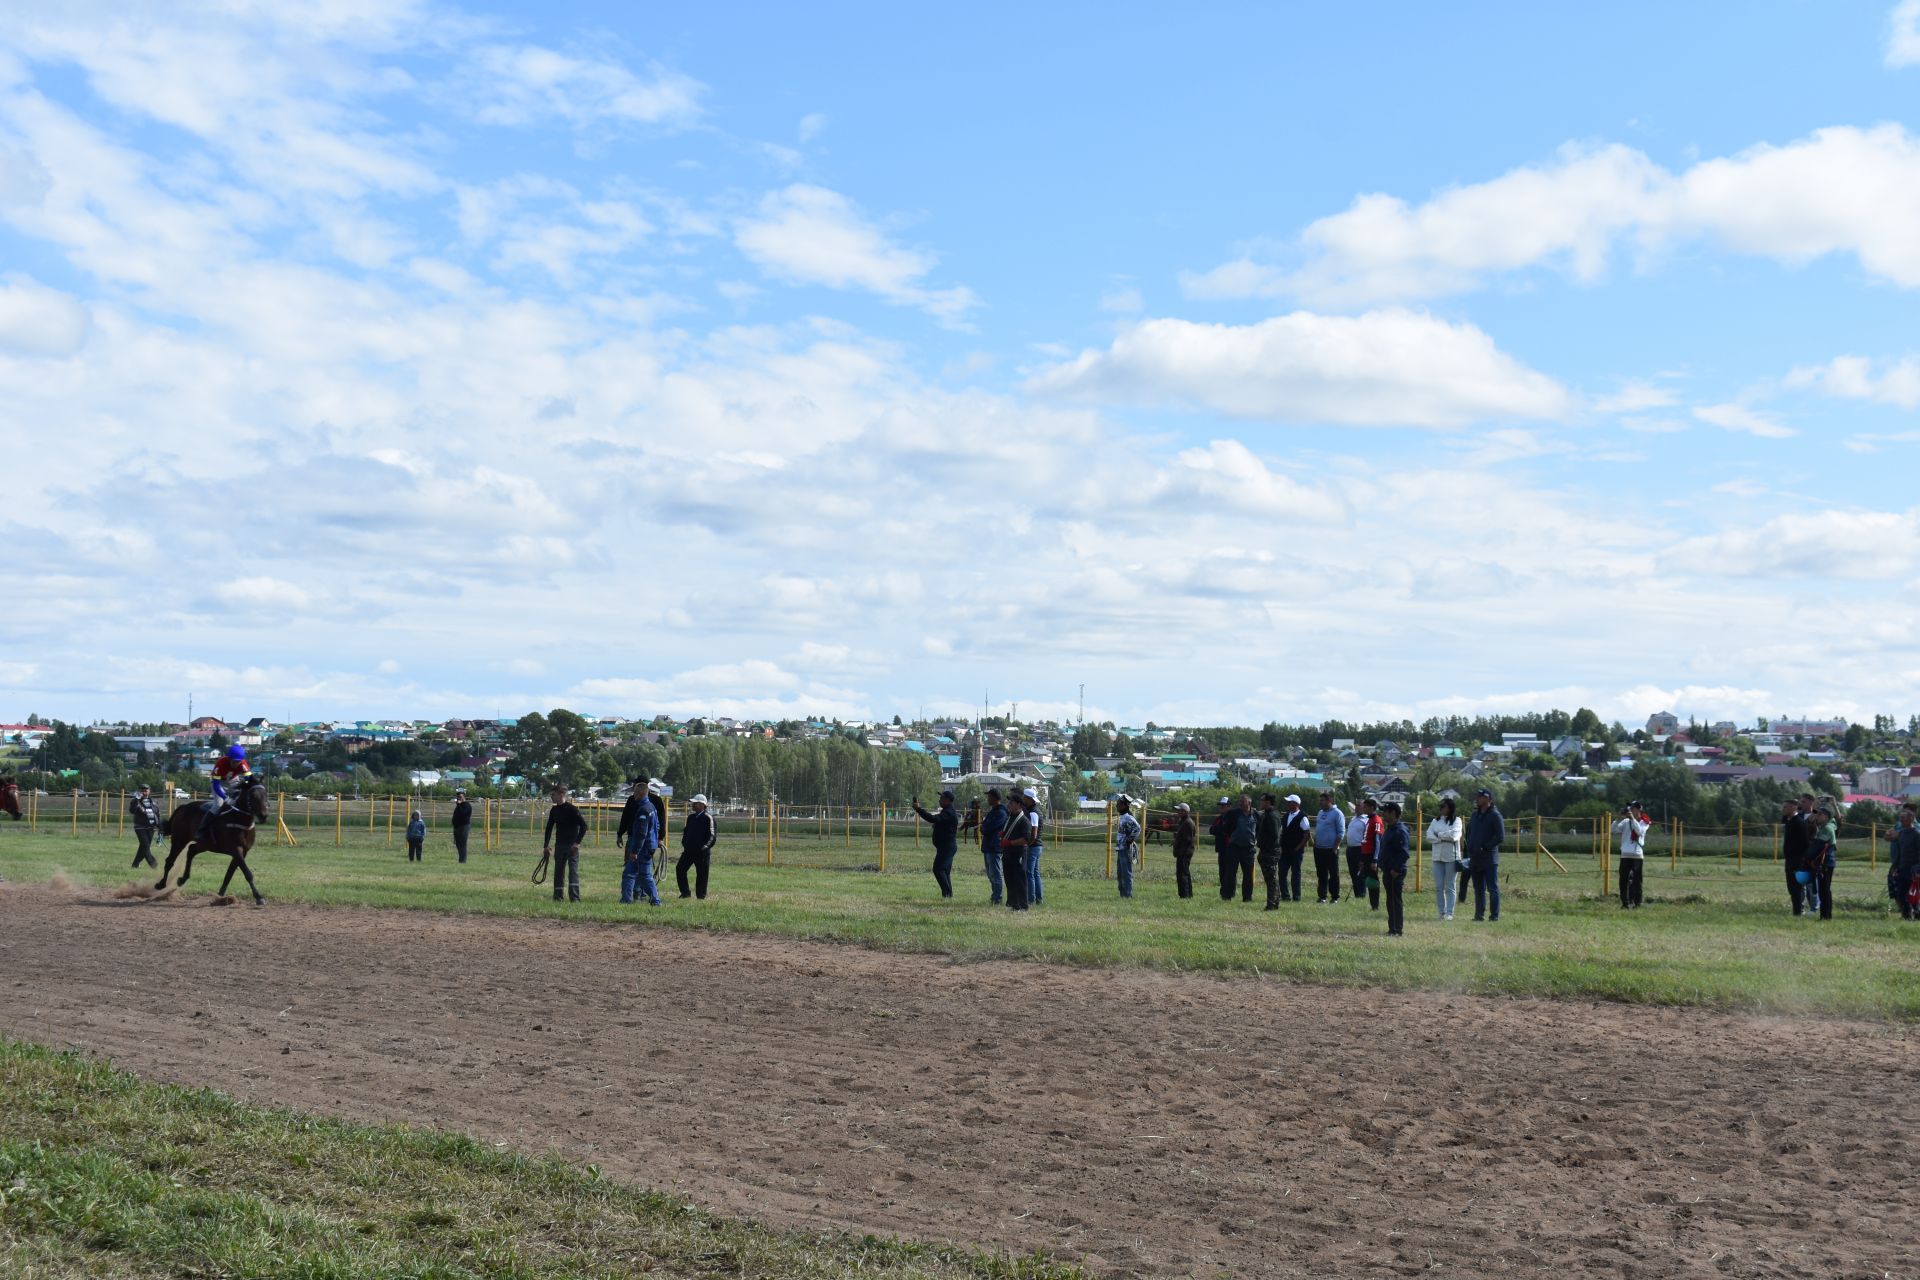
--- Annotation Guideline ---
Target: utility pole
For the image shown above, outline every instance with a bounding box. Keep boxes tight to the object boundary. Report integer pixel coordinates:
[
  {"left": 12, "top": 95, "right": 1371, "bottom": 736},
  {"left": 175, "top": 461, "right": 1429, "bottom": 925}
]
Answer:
[{"left": 1078, "top": 684, "right": 1085, "bottom": 727}]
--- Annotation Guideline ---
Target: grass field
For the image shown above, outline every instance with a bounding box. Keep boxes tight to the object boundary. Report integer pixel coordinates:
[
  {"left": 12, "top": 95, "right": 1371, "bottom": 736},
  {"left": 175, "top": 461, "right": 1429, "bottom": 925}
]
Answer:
[
  {"left": 4, "top": 812, "right": 1916, "bottom": 1019},
  {"left": 0, "top": 1038, "right": 1081, "bottom": 1279}
]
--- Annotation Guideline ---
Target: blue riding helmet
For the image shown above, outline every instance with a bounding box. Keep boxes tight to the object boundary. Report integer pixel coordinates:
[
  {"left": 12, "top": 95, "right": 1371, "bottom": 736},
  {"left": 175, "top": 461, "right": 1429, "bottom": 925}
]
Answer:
[{"left": 226, "top": 744, "right": 247, "bottom": 760}]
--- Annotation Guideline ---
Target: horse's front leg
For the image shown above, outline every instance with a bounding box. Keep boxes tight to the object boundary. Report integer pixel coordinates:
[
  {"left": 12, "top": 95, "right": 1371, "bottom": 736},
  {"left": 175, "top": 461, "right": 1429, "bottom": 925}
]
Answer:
[
  {"left": 230, "top": 856, "right": 264, "bottom": 905},
  {"left": 156, "top": 836, "right": 186, "bottom": 891}
]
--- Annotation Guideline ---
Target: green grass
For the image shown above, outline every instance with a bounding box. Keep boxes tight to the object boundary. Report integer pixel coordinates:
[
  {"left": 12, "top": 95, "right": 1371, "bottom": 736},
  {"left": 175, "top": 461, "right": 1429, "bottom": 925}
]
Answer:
[
  {"left": 3, "top": 814, "right": 1917, "bottom": 1019},
  {"left": 0, "top": 1038, "right": 1083, "bottom": 1279}
]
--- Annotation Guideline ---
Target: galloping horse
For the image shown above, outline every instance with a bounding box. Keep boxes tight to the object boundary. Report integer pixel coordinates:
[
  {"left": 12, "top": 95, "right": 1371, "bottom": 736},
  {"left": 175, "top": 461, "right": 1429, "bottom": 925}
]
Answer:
[
  {"left": 156, "top": 780, "right": 270, "bottom": 904},
  {"left": 0, "top": 776, "right": 21, "bottom": 820}
]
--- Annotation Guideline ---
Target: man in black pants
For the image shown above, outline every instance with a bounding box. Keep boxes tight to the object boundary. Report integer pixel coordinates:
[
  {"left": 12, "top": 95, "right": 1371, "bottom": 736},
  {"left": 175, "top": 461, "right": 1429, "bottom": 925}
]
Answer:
[
  {"left": 450, "top": 789, "right": 473, "bottom": 863},
  {"left": 1377, "top": 801, "right": 1410, "bottom": 936},
  {"left": 676, "top": 793, "right": 716, "bottom": 899},
  {"left": 1256, "top": 793, "right": 1283, "bottom": 909},
  {"left": 1223, "top": 793, "right": 1258, "bottom": 902},
  {"left": 128, "top": 784, "right": 161, "bottom": 869},
  {"left": 1171, "top": 802, "right": 1196, "bottom": 898},
  {"left": 1001, "top": 799, "right": 1032, "bottom": 910},
  {"left": 542, "top": 784, "right": 587, "bottom": 902},
  {"left": 1278, "top": 793, "right": 1310, "bottom": 904},
  {"left": 1209, "top": 797, "right": 1235, "bottom": 901},
  {"left": 912, "top": 790, "right": 962, "bottom": 898},
  {"left": 1781, "top": 797, "right": 1811, "bottom": 916}
]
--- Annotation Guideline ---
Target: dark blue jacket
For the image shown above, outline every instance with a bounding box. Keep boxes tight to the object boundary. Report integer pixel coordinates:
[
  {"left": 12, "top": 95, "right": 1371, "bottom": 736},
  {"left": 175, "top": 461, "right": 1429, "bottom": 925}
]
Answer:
[
  {"left": 914, "top": 802, "right": 960, "bottom": 855},
  {"left": 1228, "top": 808, "right": 1259, "bottom": 855},
  {"left": 1464, "top": 805, "right": 1505, "bottom": 861},
  {"left": 1376, "top": 822, "right": 1410, "bottom": 874},
  {"left": 980, "top": 802, "right": 1009, "bottom": 851}
]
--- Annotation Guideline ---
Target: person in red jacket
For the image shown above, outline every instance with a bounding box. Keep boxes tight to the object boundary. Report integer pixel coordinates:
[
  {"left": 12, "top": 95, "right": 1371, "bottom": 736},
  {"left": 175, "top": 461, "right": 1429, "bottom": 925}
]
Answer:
[{"left": 199, "top": 744, "right": 253, "bottom": 845}]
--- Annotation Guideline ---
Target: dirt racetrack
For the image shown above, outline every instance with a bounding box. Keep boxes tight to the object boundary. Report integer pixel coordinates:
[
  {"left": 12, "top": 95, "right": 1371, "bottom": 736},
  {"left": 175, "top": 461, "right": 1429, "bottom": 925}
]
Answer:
[{"left": 1, "top": 883, "right": 1915, "bottom": 1279}]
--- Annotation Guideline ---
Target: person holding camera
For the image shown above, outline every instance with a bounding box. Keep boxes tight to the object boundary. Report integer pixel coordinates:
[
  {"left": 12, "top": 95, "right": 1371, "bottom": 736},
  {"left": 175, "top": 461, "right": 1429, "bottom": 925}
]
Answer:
[
  {"left": 129, "top": 784, "right": 161, "bottom": 869},
  {"left": 911, "top": 790, "right": 962, "bottom": 898},
  {"left": 1613, "top": 801, "right": 1651, "bottom": 909}
]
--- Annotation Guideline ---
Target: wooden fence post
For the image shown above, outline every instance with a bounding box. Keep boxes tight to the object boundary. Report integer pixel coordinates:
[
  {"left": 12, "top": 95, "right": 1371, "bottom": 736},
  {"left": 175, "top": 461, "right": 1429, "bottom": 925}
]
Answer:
[{"left": 878, "top": 803, "right": 887, "bottom": 872}]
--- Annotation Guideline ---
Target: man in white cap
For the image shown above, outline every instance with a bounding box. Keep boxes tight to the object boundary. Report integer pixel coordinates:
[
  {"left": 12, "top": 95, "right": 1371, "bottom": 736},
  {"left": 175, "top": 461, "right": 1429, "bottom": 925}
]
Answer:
[
  {"left": 676, "top": 793, "right": 717, "bottom": 899},
  {"left": 1278, "top": 793, "right": 1311, "bottom": 905},
  {"left": 1023, "top": 787, "right": 1046, "bottom": 905},
  {"left": 1113, "top": 793, "right": 1142, "bottom": 898}
]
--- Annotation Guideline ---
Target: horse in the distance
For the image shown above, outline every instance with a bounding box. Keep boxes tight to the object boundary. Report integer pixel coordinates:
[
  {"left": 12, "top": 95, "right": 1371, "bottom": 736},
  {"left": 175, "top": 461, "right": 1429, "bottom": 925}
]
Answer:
[
  {"left": 0, "top": 776, "right": 20, "bottom": 821},
  {"left": 156, "top": 779, "right": 271, "bottom": 904}
]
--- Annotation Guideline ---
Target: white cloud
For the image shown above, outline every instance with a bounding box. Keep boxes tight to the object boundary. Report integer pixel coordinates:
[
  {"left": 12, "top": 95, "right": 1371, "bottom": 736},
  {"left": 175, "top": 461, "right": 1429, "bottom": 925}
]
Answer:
[
  {"left": 1029, "top": 310, "right": 1571, "bottom": 427},
  {"left": 217, "top": 577, "right": 313, "bottom": 612},
  {"left": 1592, "top": 379, "right": 1677, "bottom": 414},
  {"left": 1192, "top": 126, "right": 1920, "bottom": 304},
  {"left": 1785, "top": 353, "right": 1920, "bottom": 407},
  {"left": 1693, "top": 402, "right": 1795, "bottom": 439},
  {"left": 463, "top": 44, "right": 703, "bottom": 128},
  {"left": 798, "top": 112, "right": 828, "bottom": 142},
  {"left": 734, "top": 184, "right": 978, "bottom": 323},
  {"left": 0, "top": 275, "right": 87, "bottom": 355},
  {"left": 1664, "top": 508, "right": 1920, "bottom": 579},
  {"left": 1889, "top": 0, "right": 1920, "bottom": 67}
]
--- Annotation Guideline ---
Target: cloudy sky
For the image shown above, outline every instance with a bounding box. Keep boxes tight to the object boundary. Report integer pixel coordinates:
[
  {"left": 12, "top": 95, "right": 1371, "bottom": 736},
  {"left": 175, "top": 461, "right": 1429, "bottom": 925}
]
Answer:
[{"left": 4, "top": 1, "right": 1919, "bottom": 728}]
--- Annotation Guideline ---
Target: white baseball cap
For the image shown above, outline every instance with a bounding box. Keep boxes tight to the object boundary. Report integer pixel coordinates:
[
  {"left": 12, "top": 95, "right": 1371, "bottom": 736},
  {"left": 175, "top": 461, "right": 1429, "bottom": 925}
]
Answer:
[
  {"left": 1285, "top": 793, "right": 1301, "bottom": 804},
  {"left": 689, "top": 794, "right": 708, "bottom": 806}
]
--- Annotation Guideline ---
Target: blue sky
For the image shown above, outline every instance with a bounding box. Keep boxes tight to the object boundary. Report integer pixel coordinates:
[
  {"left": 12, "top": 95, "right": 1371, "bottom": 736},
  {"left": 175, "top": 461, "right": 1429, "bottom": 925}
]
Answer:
[{"left": 3, "top": 0, "right": 1920, "bottom": 728}]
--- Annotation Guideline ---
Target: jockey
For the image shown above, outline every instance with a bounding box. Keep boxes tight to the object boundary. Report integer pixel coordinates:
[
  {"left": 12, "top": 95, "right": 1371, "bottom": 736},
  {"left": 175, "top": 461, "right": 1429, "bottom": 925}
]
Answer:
[{"left": 200, "top": 743, "right": 253, "bottom": 844}]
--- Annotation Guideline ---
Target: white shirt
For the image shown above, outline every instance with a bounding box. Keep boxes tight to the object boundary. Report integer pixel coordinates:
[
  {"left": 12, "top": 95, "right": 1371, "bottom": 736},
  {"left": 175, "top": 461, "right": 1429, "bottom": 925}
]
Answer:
[
  {"left": 1426, "top": 816, "right": 1463, "bottom": 861},
  {"left": 1345, "top": 814, "right": 1370, "bottom": 847},
  {"left": 1613, "top": 815, "right": 1650, "bottom": 857}
]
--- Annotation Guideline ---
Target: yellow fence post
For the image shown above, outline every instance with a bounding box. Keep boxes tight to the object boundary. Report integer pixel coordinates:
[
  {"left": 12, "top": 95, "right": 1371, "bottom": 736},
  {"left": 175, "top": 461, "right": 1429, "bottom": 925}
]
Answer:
[
  {"left": 879, "top": 803, "right": 887, "bottom": 872},
  {"left": 1601, "top": 811, "right": 1611, "bottom": 897},
  {"left": 844, "top": 803, "right": 851, "bottom": 848},
  {"left": 387, "top": 794, "right": 395, "bottom": 844},
  {"left": 765, "top": 799, "right": 774, "bottom": 866},
  {"left": 1534, "top": 810, "right": 1543, "bottom": 871},
  {"left": 1105, "top": 802, "right": 1114, "bottom": 880},
  {"left": 117, "top": 790, "right": 125, "bottom": 838},
  {"left": 335, "top": 794, "right": 343, "bottom": 847}
]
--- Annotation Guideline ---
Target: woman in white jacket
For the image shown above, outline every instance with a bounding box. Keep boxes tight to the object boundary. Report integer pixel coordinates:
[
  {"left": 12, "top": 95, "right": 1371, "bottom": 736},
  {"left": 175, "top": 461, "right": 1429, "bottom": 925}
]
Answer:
[{"left": 1427, "top": 796, "right": 1463, "bottom": 920}]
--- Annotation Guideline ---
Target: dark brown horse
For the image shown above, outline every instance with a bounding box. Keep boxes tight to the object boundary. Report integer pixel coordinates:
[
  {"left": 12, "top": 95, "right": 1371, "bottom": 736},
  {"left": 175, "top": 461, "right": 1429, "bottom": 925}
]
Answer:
[
  {"left": 0, "top": 776, "right": 20, "bottom": 821},
  {"left": 156, "top": 780, "right": 270, "bottom": 903}
]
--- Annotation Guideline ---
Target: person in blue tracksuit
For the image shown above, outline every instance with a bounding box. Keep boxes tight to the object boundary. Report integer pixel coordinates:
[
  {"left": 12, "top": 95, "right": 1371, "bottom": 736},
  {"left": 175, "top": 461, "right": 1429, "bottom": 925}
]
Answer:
[
  {"left": 1463, "top": 788, "right": 1505, "bottom": 922},
  {"left": 619, "top": 777, "right": 661, "bottom": 905},
  {"left": 1113, "top": 794, "right": 1143, "bottom": 898}
]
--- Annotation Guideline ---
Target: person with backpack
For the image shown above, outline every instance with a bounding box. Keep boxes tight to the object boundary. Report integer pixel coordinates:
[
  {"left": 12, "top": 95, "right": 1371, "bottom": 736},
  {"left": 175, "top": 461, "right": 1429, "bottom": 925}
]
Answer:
[{"left": 676, "top": 794, "right": 717, "bottom": 900}]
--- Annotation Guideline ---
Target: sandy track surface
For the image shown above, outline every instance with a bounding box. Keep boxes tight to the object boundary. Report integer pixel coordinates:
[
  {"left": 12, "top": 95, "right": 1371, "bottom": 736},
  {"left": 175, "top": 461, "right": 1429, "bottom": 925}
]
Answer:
[{"left": 0, "top": 883, "right": 1914, "bottom": 1278}]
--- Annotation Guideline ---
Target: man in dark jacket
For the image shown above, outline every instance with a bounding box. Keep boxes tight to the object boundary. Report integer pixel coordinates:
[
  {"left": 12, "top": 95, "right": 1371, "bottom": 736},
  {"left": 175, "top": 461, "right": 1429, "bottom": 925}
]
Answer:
[
  {"left": 912, "top": 790, "right": 962, "bottom": 898},
  {"left": 1209, "top": 797, "right": 1235, "bottom": 900},
  {"left": 676, "top": 793, "right": 717, "bottom": 899},
  {"left": 1377, "top": 801, "right": 1411, "bottom": 936},
  {"left": 1224, "top": 793, "right": 1258, "bottom": 902},
  {"left": 1171, "top": 802, "right": 1197, "bottom": 898},
  {"left": 1463, "top": 788, "right": 1505, "bottom": 922},
  {"left": 1885, "top": 803, "right": 1919, "bottom": 919},
  {"left": 1781, "top": 797, "right": 1812, "bottom": 915},
  {"left": 128, "top": 784, "right": 161, "bottom": 869},
  {"left": 1256, "top": 794, "right": 1283, "bottom": 909},
  {"left": 450, "top": 790, "right": 473, "bottom": 863},
  {"left": 978, "top": 789, "right": 1009, "bottom": 904},
  {"left": 542, "top": 784, "right": 588, "bottom": 903}
]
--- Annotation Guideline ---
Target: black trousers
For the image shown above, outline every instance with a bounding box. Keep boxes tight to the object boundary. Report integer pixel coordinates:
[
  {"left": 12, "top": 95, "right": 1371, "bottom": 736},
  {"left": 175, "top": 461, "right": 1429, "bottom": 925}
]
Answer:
[
  {"left": 1258, "top": 849, "right": 1280, "bottom": 906},
  {"left": 1174, "top": 852, "right": 1194, "bottom": 898},
  {"left": 1346, "top": 848, "right": 1368, "bottom": 899},
  {"left": 932, "top": 846, "right": 955, "bottom": 898},
  {"left": 131, "top": 829, "right": 157, "bottom": 869},
  {"left": 1785, "top": 862, "right": 1805, "bottom": 914},
  {"left": 1220, "top": 850, "right": 1253, "bottom": 900},
  {"left": 1002, "top": 849, "right": 1029, "bottom": 909},
  {"left": 1280, "top": 847, "right": 1304, "bottom": 901},
  {"left": 452, "top": 825, "right": 470, "bottom": 863},
  {"left": 676, "top": 848, "right": 711, "bottom": 899},
  {"left": 551, "top": 844, "right": 580, "bottom": 901},
  {"left": 1816, "top": 865, "right": 1833, "bottom": 920},
  {"left": 1313, "top": 846, "right": 1340, "bottom": 901},
  {"left": 1384, "top": 869, "right": 1405, "bottom": 935},
  {"left": 406, "top": 838, "right": 423, "bottom": 861},
  {"left": 1618, "top": 857, "right": 1644, "bottom": 908}
]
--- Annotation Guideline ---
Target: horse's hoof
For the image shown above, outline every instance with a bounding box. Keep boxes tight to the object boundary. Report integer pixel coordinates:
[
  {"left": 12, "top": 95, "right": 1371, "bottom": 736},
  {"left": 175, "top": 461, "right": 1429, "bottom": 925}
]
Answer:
[
  {"left": 152, "top": 881, "right": 166, "bottom": 892},
  {"left": 251, "top": 897, "right": 265, "bottom": 906}
]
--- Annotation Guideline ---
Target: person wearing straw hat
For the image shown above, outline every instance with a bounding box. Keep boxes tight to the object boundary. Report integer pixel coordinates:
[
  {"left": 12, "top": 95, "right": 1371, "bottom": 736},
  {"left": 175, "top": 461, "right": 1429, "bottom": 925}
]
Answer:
[
  {"left": 676, "top": 794, "right": 717, "bottom": 900},
  {"left": 450, "top": 789, "right": 473, "bottom": 864},
  {"left": 1113, "top": 793, "right": 1142, "bottom": 898}
]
